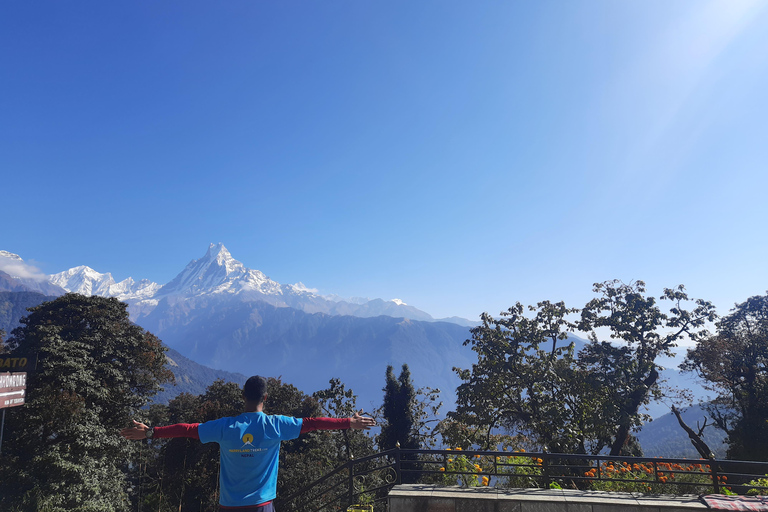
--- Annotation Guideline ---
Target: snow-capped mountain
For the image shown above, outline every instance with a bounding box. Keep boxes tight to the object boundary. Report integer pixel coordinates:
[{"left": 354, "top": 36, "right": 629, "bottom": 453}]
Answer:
[
  {"left": 0, "top": 251, "right": 67, "bottom": 296},
  {"left": 49, "top": 266, "right": 160, "bottom": 301},
  {"left": 155, "top": 244, "right": 284, "bottom": 299},
  {"left": 38, "top": 243, "right": 468, "bottom": 325}
]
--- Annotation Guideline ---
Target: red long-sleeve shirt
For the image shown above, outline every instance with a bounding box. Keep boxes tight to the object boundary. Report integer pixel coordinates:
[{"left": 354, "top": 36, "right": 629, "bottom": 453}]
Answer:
[{"left": 152, "top": 416, "right": 351, "bottom": 440}]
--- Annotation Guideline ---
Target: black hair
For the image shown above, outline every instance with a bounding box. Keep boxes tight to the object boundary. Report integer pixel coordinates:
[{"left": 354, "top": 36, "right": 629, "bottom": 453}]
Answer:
[{"left": 243, "top": 375, "right": 268, "bottom": 403}]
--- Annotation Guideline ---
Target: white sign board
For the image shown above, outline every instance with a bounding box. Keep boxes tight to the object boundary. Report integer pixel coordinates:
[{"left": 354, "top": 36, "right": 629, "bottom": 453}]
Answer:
[{"left": 0, "top": 372, "right": 27, "bottom": 409}]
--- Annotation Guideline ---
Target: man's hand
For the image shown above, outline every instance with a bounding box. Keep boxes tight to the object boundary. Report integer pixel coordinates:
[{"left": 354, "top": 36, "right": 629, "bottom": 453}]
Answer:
[
  {"left": 349, "top": 411, "right": 376, "bottom": 430},
  {"left": 121, "top": 420, "right": 150, "bottom": 440}
]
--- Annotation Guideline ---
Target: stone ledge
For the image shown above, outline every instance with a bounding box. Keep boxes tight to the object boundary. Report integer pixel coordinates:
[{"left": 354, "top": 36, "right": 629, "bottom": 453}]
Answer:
[{"left": 388, "top": 485, "right": 708, "bottom": 512}]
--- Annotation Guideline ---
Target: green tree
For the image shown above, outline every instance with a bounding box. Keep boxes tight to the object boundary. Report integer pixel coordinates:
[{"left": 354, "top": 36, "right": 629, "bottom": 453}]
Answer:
[
  {"left": 377, "top": 365, "right": 444, "bottom": 486},
  {"left": 450, "top": 300, "right": 610, "bottom": 453},
  {"left": 0, "top": 294, "right": 173, "bottom": 512},
  {"left": 378, "top": 364, "right": 419, "bottom": 451},
  {"left": 579, "top": 280, "right": 715, "bottom": 456},
  {"left": 451, "top": 283, "right": 714, "bottom": 457},
  {"left": 681, "top": 293, "right": 768, "bottom": 460},
  {"left": 313, "top": 378, "right": 376, "bottom": 462}
]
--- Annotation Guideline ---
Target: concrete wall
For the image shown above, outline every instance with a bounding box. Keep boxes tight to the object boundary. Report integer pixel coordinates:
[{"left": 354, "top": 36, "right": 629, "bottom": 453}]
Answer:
[{"left": 387, "top": 485, "right": 707, "bottom": 512}]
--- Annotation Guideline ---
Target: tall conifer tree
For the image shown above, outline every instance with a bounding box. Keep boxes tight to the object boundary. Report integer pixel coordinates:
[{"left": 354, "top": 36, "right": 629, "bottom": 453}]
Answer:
[{"left": 379, "top": 364, "right": 417, "bottom": 450}]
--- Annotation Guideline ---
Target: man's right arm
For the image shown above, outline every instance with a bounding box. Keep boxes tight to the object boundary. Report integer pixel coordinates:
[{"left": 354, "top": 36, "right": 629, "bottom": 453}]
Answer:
[{"left": 121, "top": 420, "right": 200, "bottom": 440}]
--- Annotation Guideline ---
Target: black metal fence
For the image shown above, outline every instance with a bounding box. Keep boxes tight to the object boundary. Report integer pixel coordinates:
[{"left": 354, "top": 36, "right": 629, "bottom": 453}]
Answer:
[{"left": 276, "top": 447, "right": 768, "bottom": 512}]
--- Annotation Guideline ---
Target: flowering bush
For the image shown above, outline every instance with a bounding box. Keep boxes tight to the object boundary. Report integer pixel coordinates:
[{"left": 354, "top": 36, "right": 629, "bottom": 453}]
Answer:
[
  {"left": 496, "top": 452, "right": 546, "bottom": 489},
  {"left": 439, "top": 448, "right": 490, "bottom": 487},
  {"left": 438, "top": 449, "right": 549, "bottom": 488},
  {"left": 583, "top": 461, "right": 730, "bottom": 495},
  {"left": 437, "top": 450, "right": 736, "bottom": 496}
]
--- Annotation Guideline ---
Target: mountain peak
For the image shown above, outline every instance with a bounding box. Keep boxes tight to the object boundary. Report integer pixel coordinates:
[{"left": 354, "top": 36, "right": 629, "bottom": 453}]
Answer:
[
  {"left": 157, "top": 244, "right": 278, "bottom": 298},
  {"left": 206, "top": 243, "right": 232, "bottom": 262},
  {"left": 0, "top": 251, "right": 23, "bottom": 262},
  {"left": 49, "top": 265, "right": 159, "bottom": 300}
]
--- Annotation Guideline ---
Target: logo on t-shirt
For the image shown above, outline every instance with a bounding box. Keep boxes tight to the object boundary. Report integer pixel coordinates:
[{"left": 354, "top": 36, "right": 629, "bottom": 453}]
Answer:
[{"left": 228, "top": 433, "right": 267, "bottom": 455}]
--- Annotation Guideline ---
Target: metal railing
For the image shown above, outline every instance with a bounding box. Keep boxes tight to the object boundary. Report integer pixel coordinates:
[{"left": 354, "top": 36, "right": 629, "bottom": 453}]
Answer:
[{"left": 276, "top": 447, "right": 768, "bottom": 512}]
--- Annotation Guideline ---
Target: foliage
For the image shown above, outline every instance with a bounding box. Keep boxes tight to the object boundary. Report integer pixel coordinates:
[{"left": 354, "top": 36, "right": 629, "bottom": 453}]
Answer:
[
  {"left": 577, "top": 280, "right": 715, "bottom": 455},
  {"left": 437, "top": 449, "right": 548, "bottom": 489},
  {"left": 439, "top": 448, "right": 490, "bottom": 487},
  {"left": 450, "top": 281, "right": 715, "bottom": 457},
  {"left": 496, "top": 453, "right": 546, "bottom": 489},
  {"left": 434, "top": 450, "right": 736, "bottom": 496},
  {"left": 0, "top": 294, "right": 173, "bottom": 512},
  {"left": 583, "top": 460, "right": 730, "bottom": 495},
  {"left": 681, "top": 293, "right": 768, "bottom": 461},
  {"left": 313, "top": 377, "right": 375, "bottom": 462},
  {"left": 378, "top": 364, "right": 419, "bottom": 451},
  {"left": 377, "top": 364, "right": 429, "bottom": 485},
  {"left": 746, "top": 475, "right": 768, "bottom": 496},
  {"left": 450, "top": 300, "right": 612, "bottom": 453}
]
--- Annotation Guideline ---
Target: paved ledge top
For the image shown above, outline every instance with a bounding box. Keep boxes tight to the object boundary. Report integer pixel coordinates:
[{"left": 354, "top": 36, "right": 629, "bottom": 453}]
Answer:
[{"left": 388, "top": 485, "right": 707, "bottom": 509}]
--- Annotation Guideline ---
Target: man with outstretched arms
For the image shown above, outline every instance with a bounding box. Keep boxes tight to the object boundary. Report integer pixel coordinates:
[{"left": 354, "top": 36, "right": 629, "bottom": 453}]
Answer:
[{"left": 121, "top": 375, "right": 376, "bottom": 512}]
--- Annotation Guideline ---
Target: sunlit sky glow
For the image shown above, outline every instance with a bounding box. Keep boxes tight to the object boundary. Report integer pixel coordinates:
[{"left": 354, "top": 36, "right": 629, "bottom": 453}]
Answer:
[{"left": 2, "top": 0, "right": 767, "bottom": 324}]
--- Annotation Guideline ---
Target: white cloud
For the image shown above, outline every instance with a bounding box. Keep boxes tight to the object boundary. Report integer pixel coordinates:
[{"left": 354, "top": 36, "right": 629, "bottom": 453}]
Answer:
[
  {"left": 290, "top": 282, "right": 319, "bottom": 294},
  {"left": 0, "top": 253, "right": 48, "bottom": 282}
]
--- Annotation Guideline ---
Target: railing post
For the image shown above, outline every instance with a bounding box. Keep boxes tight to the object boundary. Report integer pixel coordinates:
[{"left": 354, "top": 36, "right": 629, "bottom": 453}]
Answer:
[
  {"left": 710, "top": 459, "right": 720, "bottom": 494},
  {"left": 596, "top": 456, "right": 602, "bottom": 483},
  {"left": 348, "top": 454, "right": 355, "bottom": 509},
  {"left": 541, "top": 447, "right": 550, "bottom": 488},
  {"left": 395, "top": 441, "right": 402, "bottom": 485}
]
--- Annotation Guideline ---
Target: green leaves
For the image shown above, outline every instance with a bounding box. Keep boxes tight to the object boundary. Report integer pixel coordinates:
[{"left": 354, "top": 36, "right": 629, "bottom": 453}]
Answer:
[
  {"left": 451, "top": 280, "right": 715, "bottom": 457},
  {"left": 0, "top": 294, "right": 173, "bottom": 511},
  {"left": 682, "top": 293, "right": 768, "bottom": 460}
]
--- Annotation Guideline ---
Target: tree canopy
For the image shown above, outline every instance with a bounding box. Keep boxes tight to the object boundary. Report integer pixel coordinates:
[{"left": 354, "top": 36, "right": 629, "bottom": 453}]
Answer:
[
  {"left": 0, "top": 294, "right": 173, "bottom": 512},
  {"left": 449, "top": 300, "right": 607, "bottom": 453},
  {"left": 682, "top": 293, "right": 768, "bottom": 460},
  {"left": 578, "top": 281, "right": 715, "bottom": 455},
  {"left": 450, "top": 281, "right": 716, "bottom": 456}
]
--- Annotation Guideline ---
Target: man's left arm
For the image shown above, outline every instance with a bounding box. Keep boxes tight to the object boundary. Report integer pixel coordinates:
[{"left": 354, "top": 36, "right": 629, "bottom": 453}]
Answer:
[{"left": 300, "top": 411, "right": 376, "bottom": 434}]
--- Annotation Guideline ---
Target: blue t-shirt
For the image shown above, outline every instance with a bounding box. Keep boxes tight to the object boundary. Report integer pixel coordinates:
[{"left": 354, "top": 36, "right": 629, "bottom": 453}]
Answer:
[{"left": 197, "top": 412, "right": 303, "bottom": 507}]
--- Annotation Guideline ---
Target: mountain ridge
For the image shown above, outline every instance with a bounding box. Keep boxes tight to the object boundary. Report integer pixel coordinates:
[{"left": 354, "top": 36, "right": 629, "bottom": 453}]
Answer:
[{"left": 39, "top": 243, "right": 474, "bottom": 326}]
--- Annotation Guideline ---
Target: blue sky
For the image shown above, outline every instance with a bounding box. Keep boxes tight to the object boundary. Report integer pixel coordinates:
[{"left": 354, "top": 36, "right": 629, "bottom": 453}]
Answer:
[{"left": 2, "top": 0, "right": 767, "bottom": 323}]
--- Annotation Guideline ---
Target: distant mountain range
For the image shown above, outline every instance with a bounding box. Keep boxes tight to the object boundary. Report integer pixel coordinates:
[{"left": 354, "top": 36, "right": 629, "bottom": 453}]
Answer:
[
  {"left": 1, "top": 245, "right": 478, "bottom": 409},
  {"left": 0, "top": 246, "right": 717, "bottom": 443},
  {"left": 42, "top": 243, "right": 476, "bottom": 327}
]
